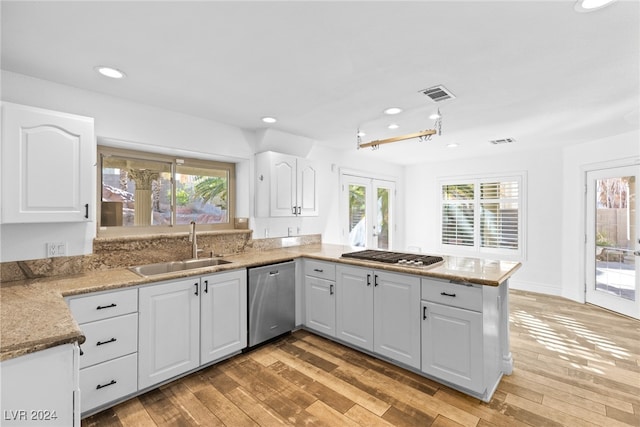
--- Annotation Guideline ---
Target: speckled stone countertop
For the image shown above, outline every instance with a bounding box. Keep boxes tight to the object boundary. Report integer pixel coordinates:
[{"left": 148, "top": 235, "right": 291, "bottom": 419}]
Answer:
[{"left": 0, "top": 244, "right": 520, "bottom": 362}]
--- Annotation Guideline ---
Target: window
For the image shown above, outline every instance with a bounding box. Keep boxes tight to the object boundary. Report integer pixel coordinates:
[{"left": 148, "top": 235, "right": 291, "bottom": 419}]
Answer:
[
  {"left": 98, "top": 146, "right": 235, "bottom": 236},
  {"left": 440, "top": 174, "right": 525, "bottom": 259}
]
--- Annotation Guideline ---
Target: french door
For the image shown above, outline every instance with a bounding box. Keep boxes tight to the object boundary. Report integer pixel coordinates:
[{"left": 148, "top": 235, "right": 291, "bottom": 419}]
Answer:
[
  {"left": 342, "top": 174, "right": 395, "bottom": 250},
  {"left": 585, "top": 165, "right": 639, "bottom": 319}
]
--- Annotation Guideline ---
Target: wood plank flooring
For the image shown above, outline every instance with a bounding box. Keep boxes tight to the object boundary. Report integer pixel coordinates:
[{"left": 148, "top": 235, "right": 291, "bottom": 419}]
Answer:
[{"left": 82, "top": 290, "right": 640, "bottom": 426}]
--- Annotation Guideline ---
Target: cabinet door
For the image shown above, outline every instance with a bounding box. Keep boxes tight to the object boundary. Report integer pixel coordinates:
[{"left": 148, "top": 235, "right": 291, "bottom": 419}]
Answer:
[
  {"left": 373, "top": 271, "right": 421, "bottom": 369},
  {"left": 200, "top": 270, "right": 247, "bottom": 364},
  {"left": 271, "top": 154, "right": 297, "bottom": 216},
  {"left": 0, "top": 344, "right": 79, "bottom": 426},
  {"left": 1, "top": 103, "right": 95, "bottom": 223},
  {"left": 297, "top": 159, "right": 319, "bottom": 216},
  {"left": 421, "top": 301, "right": 484, "bottom": 393},
  {"left": 138, "top": 278, "right": 200, "bottom": 390},
  {"left": 305, "top": 276, "right": 336, "bottom": 337},
  {"left": 336, "top": 265, "right": 373, "bottom": 351}
]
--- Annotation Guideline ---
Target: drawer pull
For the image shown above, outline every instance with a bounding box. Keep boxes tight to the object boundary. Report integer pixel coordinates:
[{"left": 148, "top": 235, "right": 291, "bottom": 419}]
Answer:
[
  {"left": 96, "top": 303, "right": 117, "bottom": 310},
  {"left": 96, "top": 380, "right": 117, "bottom": 390},
  {"left": 440, "top": 292, "right": 456, "bottom": 297},
  {"left": 314, "top": 268, "right": 324, "bottom": 273},
  {"left": 96, "top": 338, "right": 117, "bottom": 346},
  {"left": 269, "top": 271, "right": 280, "bottom": 276}
]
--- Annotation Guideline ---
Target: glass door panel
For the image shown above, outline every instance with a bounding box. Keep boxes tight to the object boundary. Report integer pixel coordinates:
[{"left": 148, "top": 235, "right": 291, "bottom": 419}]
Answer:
[
  {"left": 343, "top": 174, "right": 395, "bottom": 250},
  {"left": 586, "top": 165, "right": 639, "bottom": 319}
]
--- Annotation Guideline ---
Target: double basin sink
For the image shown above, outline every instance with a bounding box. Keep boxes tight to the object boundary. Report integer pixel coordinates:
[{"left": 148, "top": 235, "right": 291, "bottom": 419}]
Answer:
[{"left": 129, "top": 258, "right": 232, "bottom": 277}]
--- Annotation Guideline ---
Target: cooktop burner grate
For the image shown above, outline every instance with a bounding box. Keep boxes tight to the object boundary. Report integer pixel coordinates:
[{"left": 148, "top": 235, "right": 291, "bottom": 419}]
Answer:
[{"left": 341, "top": 250, "right": 444, "bottom": 267}]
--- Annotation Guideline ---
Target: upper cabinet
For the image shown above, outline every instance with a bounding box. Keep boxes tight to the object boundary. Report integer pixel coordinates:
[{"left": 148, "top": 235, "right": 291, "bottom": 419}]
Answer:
[
  {"left": 1, "top": 102, "right": 95, "bottom": 223},
  {"left": 255, "top": 151, "right": 319, "bottom": 217}
]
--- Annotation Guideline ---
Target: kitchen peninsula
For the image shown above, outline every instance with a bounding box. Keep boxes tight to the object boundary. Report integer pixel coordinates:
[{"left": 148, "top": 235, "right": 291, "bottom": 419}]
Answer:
[{"left": 0, "top": 243, "right": 520, "bottom": 424}]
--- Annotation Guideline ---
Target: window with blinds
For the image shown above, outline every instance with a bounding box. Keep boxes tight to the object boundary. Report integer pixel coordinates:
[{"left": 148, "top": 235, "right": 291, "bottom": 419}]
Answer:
[{"left": 440, "top": 175, "right": 524, "bottom": 259}]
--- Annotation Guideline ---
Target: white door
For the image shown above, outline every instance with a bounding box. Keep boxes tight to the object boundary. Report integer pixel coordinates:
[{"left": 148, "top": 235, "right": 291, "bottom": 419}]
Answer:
[
  {"left": 586, "top": 165, "right": 639, "bottom": 319},
  {"left": 200, "top": 270, "right": 247, "bottom": 364},
  {"left": 335, "top": 265, "right": 374, "bottom": 351},
  {"left": 373, "top": 271, "right": 421, "bottom": 369},
  {"left": 342, "top": 174, "right": 395, "bottom": 249},
  {"left": 297, "top": 158, "right": 319, "bottom": 216},
  {"left": 138, "top": 278, "right": 200, "bottom": 389},
  {"left": 304, "top": 276, "right": 336, "bottom": 337}
]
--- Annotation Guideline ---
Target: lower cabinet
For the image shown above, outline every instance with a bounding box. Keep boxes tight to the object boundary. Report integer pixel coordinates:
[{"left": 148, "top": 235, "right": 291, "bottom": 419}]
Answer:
[
  {"left": 138, "top": 269, "right": 247, "bottom": 390},
  {"left": 68, "top": 288, "right": 138, "bottom": 415},
  {"left": 0, "top": 344, "right": 80, "bottom": 426},
  {"left": 200, "top": 270, "right": 248, "bottom": 364},
  {"left": 138, "top": 277, "right": 200, "bottom": 390},
  {"left": 421, "top": 278, "right": 484, "bottom": 394},
  {"left": 304, "top": 260, "right": 337, "bottom": 337},
  {"left": 335, "top": 265, "right": 421, "bottom": 369}
]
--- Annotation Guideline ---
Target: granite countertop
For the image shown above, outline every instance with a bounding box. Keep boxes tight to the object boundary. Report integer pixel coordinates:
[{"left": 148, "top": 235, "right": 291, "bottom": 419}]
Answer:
[{"left": 0, "top": 244, "right": 520, "bottom": 361}]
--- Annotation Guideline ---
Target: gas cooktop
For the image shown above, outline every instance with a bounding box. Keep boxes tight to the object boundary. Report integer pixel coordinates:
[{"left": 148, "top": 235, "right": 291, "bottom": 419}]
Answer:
[{"left": 341, "top": 250, "right": 444, "bottom": 268}]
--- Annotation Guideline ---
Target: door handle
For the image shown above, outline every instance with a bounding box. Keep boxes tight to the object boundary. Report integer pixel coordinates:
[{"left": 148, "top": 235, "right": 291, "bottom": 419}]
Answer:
[
  {"left": 374, "top": 275, "right": 379, "bottom": 287},
  {"left": 423, "top": 306, "right": 428, "bottom": 320},
  {"left": 204, "top": 280, "right": 208, "bottom": 293},
  {"left": 194, "top": 282, "right": 199, "bottom": 296},
  {"left": 330, "top": 284, "right": 334, "bottom": 295},
  {"left": 269, "top": 271, "right": 280, "bottom": 276},
  {"left": 367, "top": 274, "right": 371, "bottom": 286}
]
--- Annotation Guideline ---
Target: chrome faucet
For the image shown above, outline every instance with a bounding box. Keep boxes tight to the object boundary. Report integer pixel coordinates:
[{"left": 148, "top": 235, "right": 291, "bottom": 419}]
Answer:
[{"left": 189, "top": 221, "right": 202, "bottom": 259}]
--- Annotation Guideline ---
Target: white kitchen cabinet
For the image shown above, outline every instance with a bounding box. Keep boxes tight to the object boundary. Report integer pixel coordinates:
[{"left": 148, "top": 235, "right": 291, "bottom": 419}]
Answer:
[
  {"left": 373, "top": 271, "right": 421, "bottom": 369},
  {"left": 304, "top": 260, "right": 336, "bottom": 337},
  {"left": 336, "top": 265, "right": 374, "bottom": 351},
  {"left": 200, "top": 269, "right": 247, "bottom": 364},
  {"left": 255, "top": 151, "right": 318, "bottom": 217},
  {"left": 138, "top": 277, "right": 200, "bottom": 390},
  {"left": 335, "top": 265, "right": 421, "bottom": 369},
  {"left": 68, "top": 287, "right": 139, "bottom": 415},
  {"left": 1, "top": 102, "right": 95, "bottom": 223},
  {"left": 0, "top": 343, "right": 80, "bottom": 426},
  {"left": 138, "top": 269, "right": 247, "bottom": 390},
  {"left": 421, "top": 279, "right": 484, "bottom": 394}
]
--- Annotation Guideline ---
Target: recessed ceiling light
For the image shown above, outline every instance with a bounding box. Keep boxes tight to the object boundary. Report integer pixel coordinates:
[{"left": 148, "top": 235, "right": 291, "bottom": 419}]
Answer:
[
  {"left": 94, "top": 66, "right": 126, "bottom": 79},
  {"left": 261, "top": 116, "right": 277, "bottom": 124},
  {"left": 388, "top": 123, "right": 399, "bottom": 130},
  {"left": 429, "top": 113, "right": 441, "bottom": 120},
  {"left": 383, "top": 107, "right": 402, "bottom": 115},
  {"left": 447, "top": 143, "right": 459, "bottom": 148},
  {"left": 357, "top": 131, "right": 366, "bottom": 137},
  {"left": 574, "top": 0, "right": 616, "bottom": 12}
]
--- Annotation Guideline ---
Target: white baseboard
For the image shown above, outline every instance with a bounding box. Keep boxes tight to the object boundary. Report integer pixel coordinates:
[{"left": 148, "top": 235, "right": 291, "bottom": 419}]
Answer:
[{"left": 508, "top": 279, "right": 562, "bottom": 296}]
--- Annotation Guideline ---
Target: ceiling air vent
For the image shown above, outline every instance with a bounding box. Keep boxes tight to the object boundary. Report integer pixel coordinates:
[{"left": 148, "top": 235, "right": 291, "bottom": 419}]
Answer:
[
  {"left": 420, "top": 85, "right": 456, "bottom": 102},
  {"left": 489, "top": 138, "right": 516, "bottom": 145}
]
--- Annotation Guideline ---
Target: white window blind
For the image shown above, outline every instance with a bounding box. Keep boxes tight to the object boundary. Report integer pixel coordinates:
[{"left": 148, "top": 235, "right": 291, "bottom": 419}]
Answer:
[{"left": 440, "top": 175, "right": 524, "bottom": 259}]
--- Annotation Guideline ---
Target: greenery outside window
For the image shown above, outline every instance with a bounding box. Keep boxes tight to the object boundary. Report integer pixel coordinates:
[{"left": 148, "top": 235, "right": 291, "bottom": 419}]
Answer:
[
  {"left": 440, "top": 173, "right": 525, "bottom": 260},
  {"left": 98, "top": 146, "right": 235, "bottom": 236}
]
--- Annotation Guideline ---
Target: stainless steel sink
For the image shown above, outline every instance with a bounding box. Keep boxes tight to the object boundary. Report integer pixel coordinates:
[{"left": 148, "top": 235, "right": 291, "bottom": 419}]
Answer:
[{"left": 129, "top": 258, "right": 232, "bottom": 277}]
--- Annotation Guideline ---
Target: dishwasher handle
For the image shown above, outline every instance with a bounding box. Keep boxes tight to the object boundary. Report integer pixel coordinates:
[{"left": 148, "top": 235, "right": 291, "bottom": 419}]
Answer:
[{"left": 269, "top": 270, "right": 280, "bottom": 276}]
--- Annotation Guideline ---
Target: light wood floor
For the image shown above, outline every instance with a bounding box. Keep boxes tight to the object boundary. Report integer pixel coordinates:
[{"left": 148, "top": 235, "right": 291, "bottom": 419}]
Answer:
[{"left": 83, "top": 290, "right": 640, "bottom": 427}]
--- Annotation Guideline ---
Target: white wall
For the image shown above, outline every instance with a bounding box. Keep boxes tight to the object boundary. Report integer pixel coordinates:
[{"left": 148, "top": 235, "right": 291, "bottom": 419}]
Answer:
[
  {"left": 0, "top": 71, "right": 404, "bottom": 262},
  {"left": 404, "top": 147, "right": 565, "bottom": 296},
  {"left": 561, "top": 130, "right": 639, "bottom": 302}
]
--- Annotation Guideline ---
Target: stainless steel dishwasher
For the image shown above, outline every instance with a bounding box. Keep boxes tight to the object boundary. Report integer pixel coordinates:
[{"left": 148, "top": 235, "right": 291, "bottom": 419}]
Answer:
[{"left": 247, "top": 260, "right": 295, "bottom": 347}]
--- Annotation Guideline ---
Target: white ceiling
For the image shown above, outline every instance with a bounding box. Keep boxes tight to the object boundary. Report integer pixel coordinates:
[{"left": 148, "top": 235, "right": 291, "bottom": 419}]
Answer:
[{"left": 2, "top": 1, "right": 638, "bottom": 165}]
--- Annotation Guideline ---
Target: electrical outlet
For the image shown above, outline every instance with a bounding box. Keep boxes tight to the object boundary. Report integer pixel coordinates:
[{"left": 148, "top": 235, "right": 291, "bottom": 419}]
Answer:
[{"left": 46, "top": 242, "right": 67, "bottom": 258}]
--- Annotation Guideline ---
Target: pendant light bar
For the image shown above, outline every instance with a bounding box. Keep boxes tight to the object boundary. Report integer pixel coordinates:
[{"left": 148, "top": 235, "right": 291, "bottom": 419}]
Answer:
[{"left": 358, "top": 129, "right": 437, "bottom": 149}]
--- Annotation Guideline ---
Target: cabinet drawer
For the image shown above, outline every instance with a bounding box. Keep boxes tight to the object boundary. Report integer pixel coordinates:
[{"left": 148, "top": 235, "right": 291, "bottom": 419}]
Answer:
[
  {"left": 69, "top": 288, "right": 137, "bottom": 323},
  {"left": 421, "top": 278, "right": 482, "bottom": 312},
  {"left": 79, "top": 313, "right": 138, "bottom": 368},
  {"left": 304, "top": 259, "right": 336, "bottom": 281},
  {"left": 80, "top": 353, "right": 137, "bottom": 414}
]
